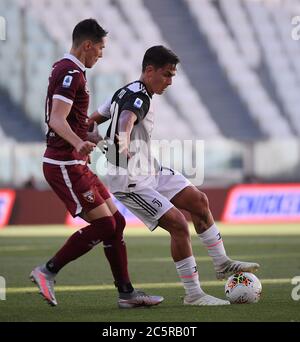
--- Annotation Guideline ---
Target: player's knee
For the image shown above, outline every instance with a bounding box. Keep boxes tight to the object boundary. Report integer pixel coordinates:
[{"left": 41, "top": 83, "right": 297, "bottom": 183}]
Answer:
[
  {"left": 113, "top": 211, "right": 126, "bottom": 236},
  {"left": 91, "top": 216, "right": 117, "bottom": 241},
  {"left": 194, "top": 191, "right": 210, "bottom": 215}
]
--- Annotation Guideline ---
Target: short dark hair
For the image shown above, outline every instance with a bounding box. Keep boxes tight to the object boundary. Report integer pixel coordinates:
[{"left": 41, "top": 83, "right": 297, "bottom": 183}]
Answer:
[
  {"left": 142, "top": 45, "right": 180, "bottom": 71},
  {"left": 72, "top": 19, "right": 108, "bottom": 47}
]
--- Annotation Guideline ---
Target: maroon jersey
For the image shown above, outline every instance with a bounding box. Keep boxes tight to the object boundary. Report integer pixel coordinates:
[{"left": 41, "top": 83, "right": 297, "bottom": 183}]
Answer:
[{"left": 44, "top": 54, "right": 90, "bottom": 161}]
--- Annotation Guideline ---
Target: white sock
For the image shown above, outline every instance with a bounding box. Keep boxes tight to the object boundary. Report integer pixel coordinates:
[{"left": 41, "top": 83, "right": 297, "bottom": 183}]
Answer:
[
  {"left": 198, "top": 224, "right": 229, "bottom": 269},
  {"left": 175, "top": 256, "right": 205, "bottom": 300}
]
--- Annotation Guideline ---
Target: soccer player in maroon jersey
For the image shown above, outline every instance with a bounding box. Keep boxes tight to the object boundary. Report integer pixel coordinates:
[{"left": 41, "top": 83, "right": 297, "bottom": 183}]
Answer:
[{"left": 30, "top": 19, "right": 163, "bottom": 308}]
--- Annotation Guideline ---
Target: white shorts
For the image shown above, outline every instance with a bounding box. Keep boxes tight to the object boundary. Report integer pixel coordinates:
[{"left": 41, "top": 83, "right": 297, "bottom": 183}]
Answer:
[{"left": 113, "top": 168, "right": 191, "bottom": 231}]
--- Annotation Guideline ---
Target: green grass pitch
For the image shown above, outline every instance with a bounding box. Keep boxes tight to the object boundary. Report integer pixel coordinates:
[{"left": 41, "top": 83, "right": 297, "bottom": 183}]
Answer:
[{"left": 0, "top": 224, "right": 299, "bottom": 322}]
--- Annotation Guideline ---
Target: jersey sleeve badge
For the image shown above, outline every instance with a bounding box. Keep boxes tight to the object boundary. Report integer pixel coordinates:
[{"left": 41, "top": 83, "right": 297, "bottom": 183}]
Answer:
[
  {"left": 62, "top": 75, "right": 73, "bottom": 88},
  {"left": 134, "top": 98, "right": 143, "bottom": 109}
]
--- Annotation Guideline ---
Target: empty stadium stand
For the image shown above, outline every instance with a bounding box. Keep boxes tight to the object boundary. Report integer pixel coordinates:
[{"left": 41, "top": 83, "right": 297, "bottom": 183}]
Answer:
[
  {"left": 1, "top": 0, "right": 300, "bottom": 186},
  {"left": 1, "top": 0, "right": 299, "bottom": 142}
]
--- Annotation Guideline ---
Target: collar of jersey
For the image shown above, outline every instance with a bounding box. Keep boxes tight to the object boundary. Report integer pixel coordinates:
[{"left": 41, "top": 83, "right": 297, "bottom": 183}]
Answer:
[
  {"left": 139, "top": 81, "right": 153, "bottom": 98},
  {"left": 64, "top": 53, "right": 86, "bottom": 72}
]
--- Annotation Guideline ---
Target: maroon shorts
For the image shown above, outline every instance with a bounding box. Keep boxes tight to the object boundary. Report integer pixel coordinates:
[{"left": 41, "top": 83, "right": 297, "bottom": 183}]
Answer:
[{"left": 43, "top": 162, "right": 111, "bottom": 217}]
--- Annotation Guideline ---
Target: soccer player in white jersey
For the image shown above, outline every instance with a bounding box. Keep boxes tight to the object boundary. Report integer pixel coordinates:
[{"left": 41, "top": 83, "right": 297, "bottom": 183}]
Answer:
[{"left": 89, "top": 46, "right": 260, "bottom": 306}]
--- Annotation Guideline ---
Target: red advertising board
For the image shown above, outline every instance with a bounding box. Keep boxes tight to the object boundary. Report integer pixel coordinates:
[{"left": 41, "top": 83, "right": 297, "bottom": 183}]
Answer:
[{"left": 0, "top": 190, "right": 16, "bottom": 228}]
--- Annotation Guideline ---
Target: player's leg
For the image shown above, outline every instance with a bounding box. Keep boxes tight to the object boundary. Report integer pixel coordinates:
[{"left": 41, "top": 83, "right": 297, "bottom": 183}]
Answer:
[
  {"left": 100, "top": 196, "right": 163, "bottom": 308},
  {"left": 171, "top": 185, "right": 260, "bottom": 279},
  {"left": 158, "top": 208, "right": 229, "bottom": 305},
  {"left": 30, "top": 205, "right": 115, "bottom": 306},
  {"left": 99, "top": 197, "right": 132, "bottom": 293},
  {"left": 158, "top": 207, "right": 204, "bottom": 299},
  {"left": 74, "top": 177, "right": 163, "bottom": 309},
  {"left": 30, "top": 203, "right": 116, "bottom": 306},
  {"left": 41, "top": 165, "right": 118, "bottom": 274},
  {"left": 114, "top": 189, "right": 229, "bottom": 306},
  {"left": 30, "top": 164, "right": 117, "bottom": 306}
]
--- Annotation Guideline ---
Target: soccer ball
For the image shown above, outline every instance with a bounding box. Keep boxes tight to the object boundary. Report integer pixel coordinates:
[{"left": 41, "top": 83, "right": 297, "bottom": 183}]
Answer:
[{"left": 225, "top": 272, "right": 262, "bottom": 304}]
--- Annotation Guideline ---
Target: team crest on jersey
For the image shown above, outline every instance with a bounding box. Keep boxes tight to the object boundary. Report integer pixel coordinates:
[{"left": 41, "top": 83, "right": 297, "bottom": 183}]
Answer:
[
  {"left": 82, "top": 190, "right": 95, "bottom": 203},
  {"left": 62, "top": 75, "right": 73, "bottom": 88},
  {"left": 134, "top": 98, "right": 143, "bottom": 109}
]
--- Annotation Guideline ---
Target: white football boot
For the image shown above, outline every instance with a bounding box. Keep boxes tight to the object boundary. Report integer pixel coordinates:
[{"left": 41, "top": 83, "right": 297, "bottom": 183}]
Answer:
[
  {"left": 216, "top": 259, "right": 260, "bottom": 280},
  {"left": 184, "top": 294, "right": 230, "bottom": 306}
]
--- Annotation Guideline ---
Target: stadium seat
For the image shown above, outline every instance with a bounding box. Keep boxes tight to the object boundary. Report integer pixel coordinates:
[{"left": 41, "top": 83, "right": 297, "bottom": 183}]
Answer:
[{"left": 185, "top": 0, "right": 293, "bottom": 138}]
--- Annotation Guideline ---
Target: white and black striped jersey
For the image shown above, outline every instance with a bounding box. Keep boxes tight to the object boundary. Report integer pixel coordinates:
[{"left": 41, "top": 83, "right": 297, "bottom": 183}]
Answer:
[
  {"left": 106, "top": 80, "right": 152, "bottom": 142},
  {"left": 99, "top": 80, "right": 160, "bottom": 193}
]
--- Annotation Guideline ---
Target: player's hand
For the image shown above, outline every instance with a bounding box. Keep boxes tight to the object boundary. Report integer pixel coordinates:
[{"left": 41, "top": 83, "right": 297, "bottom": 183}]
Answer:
[
  {"left": 87, "top": 122, "right": 103, "bottom": 144},
  {"left": 87, "top": 118, "right": 96, "bottom": 131},
  {"left": 76, "top": 141, "right": 96, "bottom": 156}
]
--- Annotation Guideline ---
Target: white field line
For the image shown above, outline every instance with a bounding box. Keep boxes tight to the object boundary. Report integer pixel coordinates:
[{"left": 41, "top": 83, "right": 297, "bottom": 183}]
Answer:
[{"left": 7, "top": 278, "right": 291, "bottom": 294}]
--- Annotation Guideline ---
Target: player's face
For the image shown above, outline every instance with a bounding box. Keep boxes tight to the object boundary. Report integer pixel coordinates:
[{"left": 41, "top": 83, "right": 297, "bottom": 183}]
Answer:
[
  {"left": 85, "top": 38, "right": 106, "bottom": 68},
  {"left": 150, "top": 64, "right": 176, "bottom": 95}
]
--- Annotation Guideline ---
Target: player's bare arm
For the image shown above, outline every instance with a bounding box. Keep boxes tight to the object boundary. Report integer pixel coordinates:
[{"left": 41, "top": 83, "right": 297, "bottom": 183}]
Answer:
[
  {"left": 49, "top": 98, "right": 95, "bottom": 156},
  {"left": 89, "top": 110, "right": 110, "bottom": 125},
  {"left": 117, "top": 110, "right": 137, "bottom": 158},
  {"left": 87, "top": 111, "right": 110, "bottom": 146}
]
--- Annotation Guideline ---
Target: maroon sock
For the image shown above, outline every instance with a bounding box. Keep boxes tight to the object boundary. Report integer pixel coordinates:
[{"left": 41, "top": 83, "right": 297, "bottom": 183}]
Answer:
[
  {"left": 46, "top": 216, "right": 116, "bottom": 274},
  {"left": 103, "top": 211, "right": 131, "bottom": 287}
]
